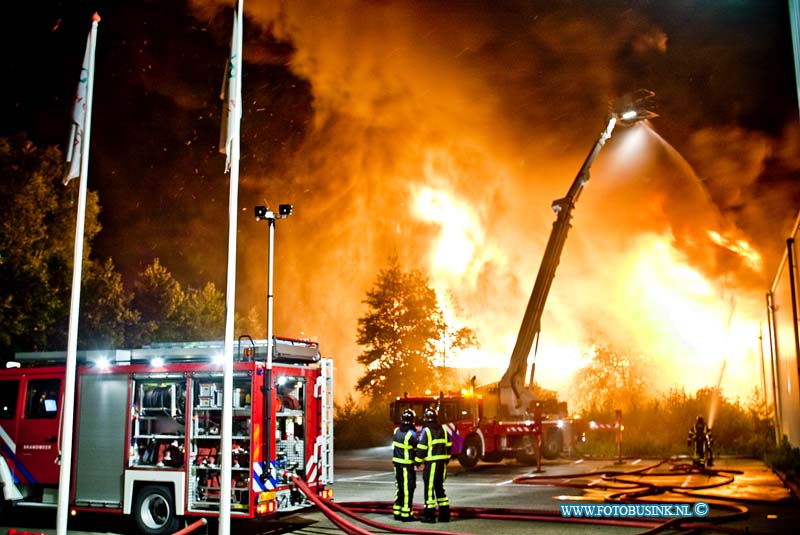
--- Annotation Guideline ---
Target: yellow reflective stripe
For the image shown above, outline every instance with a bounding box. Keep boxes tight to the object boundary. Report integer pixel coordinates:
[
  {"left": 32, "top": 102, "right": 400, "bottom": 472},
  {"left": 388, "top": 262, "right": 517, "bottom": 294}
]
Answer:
[
  {"left": 402, "top": 467, "right": 411, "bottom": 513},
  {"left": 418, "top": 426, "right": 451, "bottom": 461},
  {"left": 427, "top": 462, "right": 436, "bottom": 506},
  {"left": 393, "top": 429, "right": 416, "bottom": 463}
]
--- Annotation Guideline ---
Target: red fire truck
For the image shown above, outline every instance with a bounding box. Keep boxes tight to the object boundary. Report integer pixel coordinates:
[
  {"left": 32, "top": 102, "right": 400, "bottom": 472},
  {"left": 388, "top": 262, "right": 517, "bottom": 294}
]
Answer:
[
  {"left": 389, "top": 389, "right": 573, "bottom": 467},
  {"left": 0, "top": 337, "right": 333, "bottom": 534}
]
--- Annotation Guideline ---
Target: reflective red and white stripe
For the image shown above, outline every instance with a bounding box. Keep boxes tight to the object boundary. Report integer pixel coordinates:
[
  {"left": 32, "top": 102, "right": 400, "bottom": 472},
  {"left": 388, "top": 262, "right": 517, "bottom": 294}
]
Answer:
[
  {"left": 500, "top": 426, "right": 534, "bottom": 433},
  {"left": 305, "top": 454, "right": 318, "bottom": 485}
]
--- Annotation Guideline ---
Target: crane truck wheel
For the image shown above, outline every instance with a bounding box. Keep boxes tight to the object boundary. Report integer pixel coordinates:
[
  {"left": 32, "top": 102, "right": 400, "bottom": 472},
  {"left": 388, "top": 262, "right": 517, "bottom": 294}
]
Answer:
[
  {"left": 515, "top": 435, "right": 538, "bottom": 465},
  {"left": 541, "top": 428, "right": 564, "bottom": 460},
  {"left": 133, "top": 484, "right": 181, "bottom": 535},
  {"left": 458, "top": 435, "right": 482, "bottom": 468}
]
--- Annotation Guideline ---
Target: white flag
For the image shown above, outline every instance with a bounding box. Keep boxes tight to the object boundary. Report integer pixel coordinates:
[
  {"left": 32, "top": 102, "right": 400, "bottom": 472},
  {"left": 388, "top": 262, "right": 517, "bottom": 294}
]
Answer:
[
  {"left": 219, "top": 8, "right": 242, "bottom": 173},
  {"left": 64, "top": 34, "right": 91, "bottom": 185}
]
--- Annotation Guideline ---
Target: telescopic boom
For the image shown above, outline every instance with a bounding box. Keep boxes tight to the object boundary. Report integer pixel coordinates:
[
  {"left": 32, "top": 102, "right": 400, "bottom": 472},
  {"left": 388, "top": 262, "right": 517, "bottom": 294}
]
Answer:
[{"left": 497, "top": 92, "right": 656, "bottom": 418}]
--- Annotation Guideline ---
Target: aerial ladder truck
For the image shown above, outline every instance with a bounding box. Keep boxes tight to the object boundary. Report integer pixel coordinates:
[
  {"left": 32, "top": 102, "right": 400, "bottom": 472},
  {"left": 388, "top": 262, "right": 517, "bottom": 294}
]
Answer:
[{"left": 391, "top": 91, "right": 656, "bottom": 467}]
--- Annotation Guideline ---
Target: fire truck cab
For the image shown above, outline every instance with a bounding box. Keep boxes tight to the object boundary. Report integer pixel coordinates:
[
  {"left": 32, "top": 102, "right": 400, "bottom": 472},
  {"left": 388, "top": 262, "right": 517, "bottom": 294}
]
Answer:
[{"left": 0, "top": 337, "right": 333, "bottom": 534}]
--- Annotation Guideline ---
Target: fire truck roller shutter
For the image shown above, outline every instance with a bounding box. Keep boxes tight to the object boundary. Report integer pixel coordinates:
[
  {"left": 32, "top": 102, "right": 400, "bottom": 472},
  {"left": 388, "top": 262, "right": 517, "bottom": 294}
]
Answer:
[{"left": 74, "top": 373, "right": 129, "bottom": 506}]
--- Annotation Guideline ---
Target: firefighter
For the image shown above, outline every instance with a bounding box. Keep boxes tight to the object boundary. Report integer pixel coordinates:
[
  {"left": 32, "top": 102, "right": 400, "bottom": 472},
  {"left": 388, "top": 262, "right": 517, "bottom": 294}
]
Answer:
[
  {"left": 392, "top": 408, "right": 418, "bottom": 521},
  {"left": 687, "top": 415, "right": 713, "bottom": 468},
  {"left": 415, "top": 407, "right": 453, "bottom": 523}
]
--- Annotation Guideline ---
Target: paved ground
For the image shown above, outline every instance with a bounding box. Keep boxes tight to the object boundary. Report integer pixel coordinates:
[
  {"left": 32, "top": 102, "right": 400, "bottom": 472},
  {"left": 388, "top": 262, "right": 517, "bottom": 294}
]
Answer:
[{"left": 2, "top": 450, "right": 797, "bottom": 534}]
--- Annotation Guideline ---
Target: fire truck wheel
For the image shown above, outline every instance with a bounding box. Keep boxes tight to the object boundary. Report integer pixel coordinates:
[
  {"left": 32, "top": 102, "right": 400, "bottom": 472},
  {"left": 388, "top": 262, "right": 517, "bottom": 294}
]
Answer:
[
  {"left": 515, "top": 435, "right": 537, "bottom": 465},
  {"left": 458, "top": 435, "right": 481, "bottom": 468},
  {"left": 134, "top": 485, "right": 181, "bottom": 535},
  {"left": 541, "top": 429, "right": 563, "bottom": 460}
]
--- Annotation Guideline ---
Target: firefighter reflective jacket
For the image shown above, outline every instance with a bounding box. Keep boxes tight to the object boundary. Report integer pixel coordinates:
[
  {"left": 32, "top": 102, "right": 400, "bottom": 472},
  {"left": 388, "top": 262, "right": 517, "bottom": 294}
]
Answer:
[
  {"left": 392, "top": 426, "right": 418, "bottom": 465},
  {"left": 415, "top": 425, "right": 452, "bottom": 463},
  {"left": 688, "top": 422, "right": 708, "bottom": 445}
]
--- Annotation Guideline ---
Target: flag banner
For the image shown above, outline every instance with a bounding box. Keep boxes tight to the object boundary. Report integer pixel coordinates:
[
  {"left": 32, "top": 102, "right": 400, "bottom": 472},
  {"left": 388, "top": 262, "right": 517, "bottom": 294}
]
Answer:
[
  {"left": 219, "top": 9, "right": 241, "bottom": 173},
  {"left": 64, "top": 33, "right": 91, "bottom": 185}
]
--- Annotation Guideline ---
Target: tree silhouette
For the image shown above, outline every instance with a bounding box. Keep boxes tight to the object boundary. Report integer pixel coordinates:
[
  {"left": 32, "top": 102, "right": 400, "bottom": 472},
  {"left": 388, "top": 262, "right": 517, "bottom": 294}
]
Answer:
[
  {"left": 573, "top": 342, "right": 650, "bottom": 415},
  {"left": 0, "top": 134, "right": 101, "bottom": 354},
  {"left": 355, "top": 257, "right": 476, "bottom": 402}
]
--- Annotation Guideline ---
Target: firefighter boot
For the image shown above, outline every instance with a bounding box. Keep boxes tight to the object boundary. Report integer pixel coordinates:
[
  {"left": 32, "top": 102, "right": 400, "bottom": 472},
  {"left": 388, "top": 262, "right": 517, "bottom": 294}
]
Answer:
[
  {"left": 439, "top": 505, "right": 451, "bottom": 523},
  {"left": 421, "top": 508, "right": 437, "bottom": 523}
]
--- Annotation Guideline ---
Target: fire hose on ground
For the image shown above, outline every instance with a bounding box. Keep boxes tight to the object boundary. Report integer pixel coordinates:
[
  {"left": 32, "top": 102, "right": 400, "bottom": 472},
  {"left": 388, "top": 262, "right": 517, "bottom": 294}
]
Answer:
[
  {"left": 288, "top": 473, "right": 470, "bottom": 535},
  {"left": 288, "top": 468, "right": 751, "bottom": 535},
  {"left": 512, "top": 457, "right": 751, "bottom": 534}
]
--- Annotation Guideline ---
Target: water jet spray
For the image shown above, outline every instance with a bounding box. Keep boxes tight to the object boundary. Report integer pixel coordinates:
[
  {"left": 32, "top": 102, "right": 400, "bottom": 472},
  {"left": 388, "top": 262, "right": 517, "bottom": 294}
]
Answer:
[{"left": 708, "top": 296, "right": 736, "bottom": 430}]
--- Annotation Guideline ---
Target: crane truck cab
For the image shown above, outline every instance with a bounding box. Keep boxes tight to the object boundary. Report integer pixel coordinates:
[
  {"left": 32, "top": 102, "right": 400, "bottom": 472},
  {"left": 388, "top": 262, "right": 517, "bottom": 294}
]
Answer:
[{"left": 389, "top": 390, "right": 571, "bottom": 468}]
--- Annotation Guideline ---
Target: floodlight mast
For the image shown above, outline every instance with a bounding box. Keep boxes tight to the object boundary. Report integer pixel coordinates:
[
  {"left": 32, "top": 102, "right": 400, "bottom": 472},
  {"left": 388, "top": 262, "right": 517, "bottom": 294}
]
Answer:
[
  {"left": 254, "top": 203, "right": 292, "bottom": 469},
  {"left": 497, "top": 92, "right": 656, "bottom": 418}
]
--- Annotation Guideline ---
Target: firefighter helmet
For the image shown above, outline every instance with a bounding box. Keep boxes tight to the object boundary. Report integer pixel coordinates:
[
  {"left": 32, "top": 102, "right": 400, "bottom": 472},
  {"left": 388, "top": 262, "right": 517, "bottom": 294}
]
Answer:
[
  {"left": 401, "top": 408, "right": 416, "bottom": 426},
  {"left": 696, "top": 415, "right": 705, "bottom": 426},
  {"left": 424, "top": 407, "right": 438, "bottom": 424}
]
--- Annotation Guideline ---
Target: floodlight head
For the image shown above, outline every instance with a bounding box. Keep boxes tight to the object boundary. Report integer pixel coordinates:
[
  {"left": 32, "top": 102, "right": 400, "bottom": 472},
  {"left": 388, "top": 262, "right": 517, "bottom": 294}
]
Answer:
[
  {"left": 278, "top": 204, "right": 293, "bottom": 217},
  {"left": 614, "top": 89, "right": 658, "bottom": 125},
  {"left": 254, "top": 205, "right": 268, "bottom": 221}
]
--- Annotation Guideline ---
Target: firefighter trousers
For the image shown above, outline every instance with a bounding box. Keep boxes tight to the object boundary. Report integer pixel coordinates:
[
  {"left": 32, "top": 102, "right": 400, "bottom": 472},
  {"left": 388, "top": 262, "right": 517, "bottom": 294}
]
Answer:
[
  {"left": 393, "top": 462, "right": 416, "bottom": 520},
  {"left": 422, "top": 460, "right": 449, "bottom": 521}
]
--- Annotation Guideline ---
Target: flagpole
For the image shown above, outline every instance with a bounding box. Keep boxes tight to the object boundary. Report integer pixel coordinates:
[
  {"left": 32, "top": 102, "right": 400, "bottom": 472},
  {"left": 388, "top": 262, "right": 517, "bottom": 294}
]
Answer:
[
  {"left": 219, "top": 1, "right": 243, "bottom": 533},
  {"left": 57, "top": 13, "right": 100, "bottom": 535}
]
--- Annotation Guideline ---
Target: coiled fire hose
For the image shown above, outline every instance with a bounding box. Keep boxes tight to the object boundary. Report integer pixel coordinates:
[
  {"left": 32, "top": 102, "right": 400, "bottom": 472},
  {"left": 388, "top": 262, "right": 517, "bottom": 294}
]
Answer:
[
  {"left": 512, "top": 458, "right": 751, "bottom": 534},
  {"left": 339, "top": 502, "right": 660, "bottom": 529},
  {"left": 289, "top": 458, "right": 754, "bottom": 535}
]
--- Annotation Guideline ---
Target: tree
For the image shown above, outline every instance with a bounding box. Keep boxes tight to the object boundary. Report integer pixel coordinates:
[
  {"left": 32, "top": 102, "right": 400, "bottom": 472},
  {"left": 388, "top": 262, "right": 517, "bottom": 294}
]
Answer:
[
  {"left": 355, "top": 258, "right": 476, "bottom": 402},
  {"left": 131, "top": 259, "right": 262, "bottom": 344},
  {"left": 80, "top": 258, "right": 139, "bottom": 348},
  {"left": 572, "top": 342, "right": 650, "bottom": 416},
  {"left": 132, "top": 258, "right": 187, "bottom": 343},
  {"left": 0, "top": 134, "right": 102, "bottom": 355},
  {"left": 0, "top": 135, "right": 265, "bottom": 356},
  {"left": 235, "top": 306, "right": 264, "bottom": 339},
  {"left": 181, "top": 283, "right": 225, "bottom": 340}
]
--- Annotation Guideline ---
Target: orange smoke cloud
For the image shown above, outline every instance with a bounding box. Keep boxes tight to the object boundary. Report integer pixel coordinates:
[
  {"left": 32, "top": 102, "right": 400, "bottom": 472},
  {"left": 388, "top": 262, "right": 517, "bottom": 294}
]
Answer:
[{"left": 185, "top": 1, "right": 793, "bottom": 406}]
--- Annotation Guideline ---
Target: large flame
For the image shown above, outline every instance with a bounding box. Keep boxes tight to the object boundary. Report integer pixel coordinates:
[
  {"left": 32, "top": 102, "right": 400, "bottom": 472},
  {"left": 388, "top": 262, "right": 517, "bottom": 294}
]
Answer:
[{"left": 412, "top": 175, "right": 762, "bottom": 406}]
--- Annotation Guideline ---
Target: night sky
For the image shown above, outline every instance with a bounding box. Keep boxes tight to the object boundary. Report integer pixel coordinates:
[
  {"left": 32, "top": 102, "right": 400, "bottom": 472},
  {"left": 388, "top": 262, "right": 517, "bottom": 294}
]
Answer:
[{"left": 2, "top": 1, "right": 799, "bottom": 400}]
